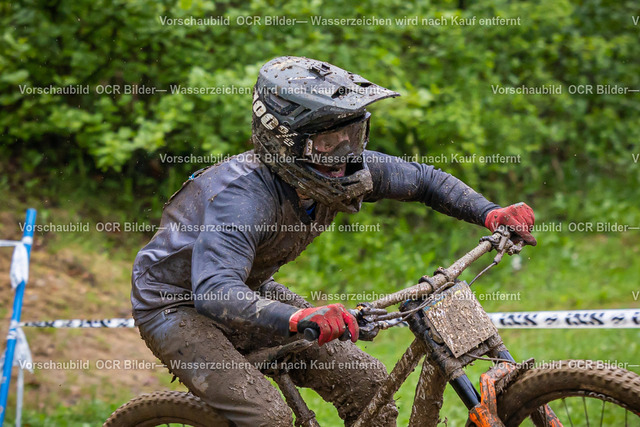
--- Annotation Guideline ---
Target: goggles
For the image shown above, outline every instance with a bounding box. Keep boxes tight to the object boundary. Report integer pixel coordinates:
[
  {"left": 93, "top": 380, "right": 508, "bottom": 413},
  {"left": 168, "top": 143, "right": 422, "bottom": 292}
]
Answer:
[{"left": 301, "top": 113, "right": 370, "bottom": 166}]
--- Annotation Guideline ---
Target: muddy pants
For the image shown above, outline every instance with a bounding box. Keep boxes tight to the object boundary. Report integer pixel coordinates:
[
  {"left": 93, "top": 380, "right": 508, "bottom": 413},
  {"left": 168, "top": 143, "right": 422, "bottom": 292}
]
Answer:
[{"left": 137, "top": 305, "right": 398, "bottom": 426}]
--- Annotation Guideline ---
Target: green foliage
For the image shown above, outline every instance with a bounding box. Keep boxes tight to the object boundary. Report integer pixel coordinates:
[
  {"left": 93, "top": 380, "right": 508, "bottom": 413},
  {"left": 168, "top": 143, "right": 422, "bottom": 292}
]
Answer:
[
  {"left": 2, "top": 0, "right": 639, "bottom": 209},
  {"left": 2, "top": 1, "right": 640, "bottom": 423},
  {"left": 3, "top": 395, "right": 119, "bottom": 426}
]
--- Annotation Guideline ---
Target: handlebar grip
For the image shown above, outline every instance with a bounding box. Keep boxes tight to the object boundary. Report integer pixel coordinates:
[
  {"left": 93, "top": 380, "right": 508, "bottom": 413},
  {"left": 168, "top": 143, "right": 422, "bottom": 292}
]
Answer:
[
  {"left": 303, "top": 328, "right": 319, "bottom": 341},
  {"left": 303, "top": 328, "right": 351, "bottom": 342}
]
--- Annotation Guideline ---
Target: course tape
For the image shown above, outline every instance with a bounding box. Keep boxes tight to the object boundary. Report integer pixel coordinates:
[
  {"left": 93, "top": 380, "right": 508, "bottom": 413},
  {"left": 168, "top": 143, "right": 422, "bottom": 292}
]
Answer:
[
  {"left": 21, "top": 319, "right": 135, "bottom": 328},
  {"left": 488, "top": 309, "right": 640, "bottom": 329},
  {"left": 19, "top": 309, "right": 640, "bottom": 329}
]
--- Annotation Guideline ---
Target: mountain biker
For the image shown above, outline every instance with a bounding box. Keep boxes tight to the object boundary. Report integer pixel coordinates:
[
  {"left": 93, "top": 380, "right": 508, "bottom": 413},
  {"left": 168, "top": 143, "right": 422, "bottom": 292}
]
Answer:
[{"left": 131, "top": 56, "right": 536, "bottom": 427}]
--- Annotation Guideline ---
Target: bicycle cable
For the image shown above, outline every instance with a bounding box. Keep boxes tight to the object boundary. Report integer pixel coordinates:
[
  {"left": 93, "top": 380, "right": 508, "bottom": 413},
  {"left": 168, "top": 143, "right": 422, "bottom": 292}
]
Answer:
[
  {"left": 468, "top": 261, "right": 498, "bottom": 286},
  {"left": 467, "top": 354, "right": 517, "bottom": 365}
]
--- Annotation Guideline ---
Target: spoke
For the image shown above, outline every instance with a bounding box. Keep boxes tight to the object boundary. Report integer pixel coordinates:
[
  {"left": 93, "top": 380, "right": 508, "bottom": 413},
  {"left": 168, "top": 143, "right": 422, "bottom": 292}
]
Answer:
[
  {"left": 583, "top": 396, "right": 590, "bottom": 427},
  {"left": 546, "top": 395, "right": 639, "bottom": 427},
  {"left": 562, "top": 398, "right": 575, "bottom": 427}
]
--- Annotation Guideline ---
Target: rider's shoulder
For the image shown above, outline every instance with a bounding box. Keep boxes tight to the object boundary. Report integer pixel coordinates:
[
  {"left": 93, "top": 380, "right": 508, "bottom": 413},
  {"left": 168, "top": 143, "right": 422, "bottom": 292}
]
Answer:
[
  {"left": 192, "top": 150, "right": 266, "bottom": 181},
  {"left": 163, "top": 151, "right": 272, "bottom": 210},
  {"left": 363, "top": 150, "right": 404, "bottom": 167}
]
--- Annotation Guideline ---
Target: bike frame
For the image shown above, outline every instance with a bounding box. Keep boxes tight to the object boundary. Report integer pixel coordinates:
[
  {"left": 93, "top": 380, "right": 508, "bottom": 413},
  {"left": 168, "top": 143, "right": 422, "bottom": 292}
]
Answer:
[{"left": 270, "top": 230, "right": 558, "bottom": 427}]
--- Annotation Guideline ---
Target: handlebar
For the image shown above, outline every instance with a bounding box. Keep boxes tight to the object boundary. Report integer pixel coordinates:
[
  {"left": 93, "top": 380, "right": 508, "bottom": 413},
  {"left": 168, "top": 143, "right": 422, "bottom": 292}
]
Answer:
[
  {"left": 303, "top": 327, "right": 352, "bottom": 342},
  {"left": 369, "top": 227, "right": 523, "bottom": 309},
  {"left": 303, "top": 328, "right": 319, "bottom": 341},
  {"left": 301, "top": 227, "right": 524, "bottom": 343}
]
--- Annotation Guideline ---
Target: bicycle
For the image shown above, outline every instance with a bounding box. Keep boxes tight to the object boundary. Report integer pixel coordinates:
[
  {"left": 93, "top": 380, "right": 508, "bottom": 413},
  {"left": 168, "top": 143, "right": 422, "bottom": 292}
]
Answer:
[{"left": 105, "top": 227, "right": 640, "bottom": 426}]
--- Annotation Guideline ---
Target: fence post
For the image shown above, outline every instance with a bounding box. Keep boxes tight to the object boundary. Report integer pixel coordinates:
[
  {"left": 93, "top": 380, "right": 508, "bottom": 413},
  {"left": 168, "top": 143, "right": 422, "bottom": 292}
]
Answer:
[{"left": 0, "top": 209, "right": 36, "bottom": 425}]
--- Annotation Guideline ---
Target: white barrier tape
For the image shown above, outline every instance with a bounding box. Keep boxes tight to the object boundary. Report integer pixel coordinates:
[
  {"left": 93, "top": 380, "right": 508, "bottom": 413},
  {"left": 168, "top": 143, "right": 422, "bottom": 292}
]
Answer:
[
  {"left": 0, "top": 326, "right": 33, "bottom": 424},
  {"left": 19, "top": 309, "right": 640, "bottom": 329},
  {"left": 20, "top": 319, "right": 135, "bottom": 328},
  {"left": 10, "top": 243, "right": 29, "bottom": 289},
  {"left": 489, "top": 309, "right": 640, "bottom": 329}
]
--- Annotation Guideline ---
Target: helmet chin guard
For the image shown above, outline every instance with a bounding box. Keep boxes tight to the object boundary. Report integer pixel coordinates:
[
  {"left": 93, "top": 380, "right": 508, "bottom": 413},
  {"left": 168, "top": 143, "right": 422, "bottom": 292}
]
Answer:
[
  {"left": 251, "top": 56, "right": 399, "bottom": 212},
  {"left": 252, "top": 126, "right": 373, "bottom": 213}
]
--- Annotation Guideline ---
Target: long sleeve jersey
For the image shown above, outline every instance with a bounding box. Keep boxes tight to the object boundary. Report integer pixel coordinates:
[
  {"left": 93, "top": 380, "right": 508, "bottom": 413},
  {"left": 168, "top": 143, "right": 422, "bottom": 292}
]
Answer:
[{"left": 131, "top": 150, "right": 499, "bottom": 334}]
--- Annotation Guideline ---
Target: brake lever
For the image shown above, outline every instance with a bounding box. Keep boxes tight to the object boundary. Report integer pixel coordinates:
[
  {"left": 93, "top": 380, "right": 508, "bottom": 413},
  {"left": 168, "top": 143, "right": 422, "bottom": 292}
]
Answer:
[
  {"left": 471, "top": 227, "right": 526, "bottom": 286},
  {"left": 351, "top": 305, "right": 383, "bottom": 341},
  {"left": 481, "top": 225, "right": 523, "bottom": 265},
  {"left": 493, "top": 232, "right": 509, "bottom": 264}
]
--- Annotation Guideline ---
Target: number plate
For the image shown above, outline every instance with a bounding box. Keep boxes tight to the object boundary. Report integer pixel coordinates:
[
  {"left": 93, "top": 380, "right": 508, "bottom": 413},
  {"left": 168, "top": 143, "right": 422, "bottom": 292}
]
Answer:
[{"left": 423, "top": 282, "right": 498, "bottom": 357}]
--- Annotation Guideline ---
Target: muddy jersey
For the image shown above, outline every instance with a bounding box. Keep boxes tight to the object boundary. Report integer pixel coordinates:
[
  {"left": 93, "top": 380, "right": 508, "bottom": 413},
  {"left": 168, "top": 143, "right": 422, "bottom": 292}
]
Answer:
[{"left": 131, "top": 150, "right": 499, "bottom": 333}]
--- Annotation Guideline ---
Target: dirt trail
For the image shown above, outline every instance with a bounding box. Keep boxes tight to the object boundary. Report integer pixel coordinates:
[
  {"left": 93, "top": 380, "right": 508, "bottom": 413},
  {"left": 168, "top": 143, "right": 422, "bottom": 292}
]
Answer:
[{"left": 0, "top": 211, "right": 178, "bottom": 414}]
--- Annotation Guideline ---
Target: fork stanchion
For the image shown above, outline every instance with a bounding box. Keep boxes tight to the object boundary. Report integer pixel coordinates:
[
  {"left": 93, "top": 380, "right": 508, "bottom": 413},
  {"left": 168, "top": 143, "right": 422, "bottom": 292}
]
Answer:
[{"left": 0, "top": 209, "right": 36, "bottom": 426}]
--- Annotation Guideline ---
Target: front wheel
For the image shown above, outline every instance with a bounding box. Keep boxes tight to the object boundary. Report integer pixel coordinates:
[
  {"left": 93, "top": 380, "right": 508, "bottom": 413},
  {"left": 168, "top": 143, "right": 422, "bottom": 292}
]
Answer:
[
  {"left": 496, "top": 360, "right": 640, "bottom": 426},
  {"left": 104, "top": 390, "right": 230, "bottom": 427}
]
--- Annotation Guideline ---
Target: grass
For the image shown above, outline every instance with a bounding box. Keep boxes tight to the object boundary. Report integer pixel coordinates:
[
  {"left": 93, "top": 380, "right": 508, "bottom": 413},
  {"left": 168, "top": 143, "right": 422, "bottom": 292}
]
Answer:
[
  {"left": 11, "top": 328, "right": 636, "bottom": 426},
  {"left": 296, "top": 326, "right": 640, "bottom": 426},
  {"left": 1, "top": 195, "right": 639, "bottom": 425},
  {"left": 274, "top": 215, "right": 640, "bottom": 425},
  {"left": 7, "top": 399, "right": 120, "bottom": 427}
]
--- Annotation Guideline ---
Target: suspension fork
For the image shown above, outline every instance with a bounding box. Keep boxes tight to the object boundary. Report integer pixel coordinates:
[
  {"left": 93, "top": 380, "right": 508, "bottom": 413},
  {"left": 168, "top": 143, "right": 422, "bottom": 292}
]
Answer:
[
  {"left": 403, "top": 301, "right": 502, "bottom": 425},
  {"left": 469, "top": 349, "right": 562, "bottom": 427},
  {"left": 410, "top": 320, "right": 560, "bottom": 426},
  {"left": 403, "top": 300, "right": 482, "bottom": 404},
  {"left": 403, "top": 298, "right": 562, "bottom": 427}
]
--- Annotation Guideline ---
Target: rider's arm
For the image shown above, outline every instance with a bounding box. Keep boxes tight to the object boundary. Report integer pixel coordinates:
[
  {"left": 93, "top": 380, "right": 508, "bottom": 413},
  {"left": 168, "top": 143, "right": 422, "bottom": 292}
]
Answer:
[
  {"left": 363, "top": 150, "right": 500, "bottom": 226},
  {"left": 191, "top": 183, "right": 298, "bottom": 336}
]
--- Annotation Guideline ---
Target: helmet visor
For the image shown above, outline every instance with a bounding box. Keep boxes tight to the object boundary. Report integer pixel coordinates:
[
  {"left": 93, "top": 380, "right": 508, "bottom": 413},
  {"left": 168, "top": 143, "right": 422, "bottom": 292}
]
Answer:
[{"left": 301, "top": 113, "right": 370, "bottom": 166}]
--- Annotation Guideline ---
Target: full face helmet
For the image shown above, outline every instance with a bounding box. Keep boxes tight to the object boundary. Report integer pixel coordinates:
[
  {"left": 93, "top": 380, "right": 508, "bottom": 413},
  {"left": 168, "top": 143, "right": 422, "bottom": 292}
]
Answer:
[{"left": 251, "top": 56, "right": 399, "bottom": 213}]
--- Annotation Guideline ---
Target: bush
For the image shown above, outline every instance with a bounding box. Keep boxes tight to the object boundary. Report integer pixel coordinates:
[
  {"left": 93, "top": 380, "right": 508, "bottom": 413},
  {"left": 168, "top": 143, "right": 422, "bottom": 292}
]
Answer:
[{"left": 1, "top": 0, "right": 639, "bottom": 212}]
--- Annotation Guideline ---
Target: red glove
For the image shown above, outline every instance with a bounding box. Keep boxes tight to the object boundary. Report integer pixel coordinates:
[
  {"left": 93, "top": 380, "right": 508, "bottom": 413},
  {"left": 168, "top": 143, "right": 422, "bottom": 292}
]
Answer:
[
  {"left": 485, "top": 202, "right": 537, "bottom": 246},
  {"left": 289, "top": 303, "right": 359, "bottom": 345}
]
